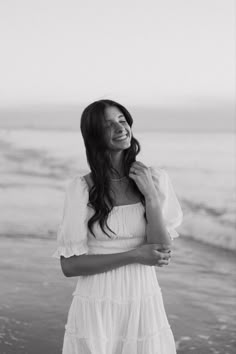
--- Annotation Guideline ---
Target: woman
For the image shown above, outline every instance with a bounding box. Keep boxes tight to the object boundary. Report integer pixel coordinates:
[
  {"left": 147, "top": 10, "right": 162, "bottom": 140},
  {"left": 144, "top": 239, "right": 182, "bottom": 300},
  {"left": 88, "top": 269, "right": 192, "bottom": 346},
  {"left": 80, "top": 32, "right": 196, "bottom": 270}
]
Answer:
[{"left": 52, "top": 99, "right": 183, "bottom": 354}]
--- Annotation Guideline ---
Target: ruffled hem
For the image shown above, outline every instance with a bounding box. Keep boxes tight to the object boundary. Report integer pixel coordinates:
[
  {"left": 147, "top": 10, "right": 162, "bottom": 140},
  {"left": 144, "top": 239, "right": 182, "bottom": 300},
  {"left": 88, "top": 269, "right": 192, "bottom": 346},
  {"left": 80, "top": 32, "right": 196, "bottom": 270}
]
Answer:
[
  {"left": 71, "top": 291, "right": 162, "bottom": 304},
  {"left": 65, "top": 325, "right": 171, "bottom": 341},
  {"left": 52, "top": 244, "right": 88, "bottom": 258},
  {"left": 64, "top": 286, "right": 171, "bottom": 341},
  {"left": 63, "top": 326, "right": 176, "bottom": 353}
]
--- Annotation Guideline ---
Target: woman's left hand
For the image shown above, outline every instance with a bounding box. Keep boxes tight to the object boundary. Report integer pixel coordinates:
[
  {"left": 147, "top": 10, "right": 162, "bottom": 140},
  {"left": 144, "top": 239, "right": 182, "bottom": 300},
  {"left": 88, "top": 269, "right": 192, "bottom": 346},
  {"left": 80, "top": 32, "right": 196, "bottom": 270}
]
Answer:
[{"left": 129, "top": 161, "right": 159, "bottom": 200}]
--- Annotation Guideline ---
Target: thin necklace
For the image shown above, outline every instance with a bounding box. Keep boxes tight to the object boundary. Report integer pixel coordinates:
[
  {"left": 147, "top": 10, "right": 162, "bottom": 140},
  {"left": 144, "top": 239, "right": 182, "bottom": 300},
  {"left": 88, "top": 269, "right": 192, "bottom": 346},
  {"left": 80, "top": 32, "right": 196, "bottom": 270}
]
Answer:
[{"left": 110, "top": 176, "right": 127, "bottom": 182}]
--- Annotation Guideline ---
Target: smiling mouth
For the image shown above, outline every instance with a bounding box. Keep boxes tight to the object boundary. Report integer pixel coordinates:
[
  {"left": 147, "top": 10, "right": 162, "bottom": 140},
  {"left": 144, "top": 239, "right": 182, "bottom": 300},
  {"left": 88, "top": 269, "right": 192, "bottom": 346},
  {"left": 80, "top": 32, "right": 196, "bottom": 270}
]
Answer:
[{"left": 113, "top": 133, "right": 129, "bottom": 141}]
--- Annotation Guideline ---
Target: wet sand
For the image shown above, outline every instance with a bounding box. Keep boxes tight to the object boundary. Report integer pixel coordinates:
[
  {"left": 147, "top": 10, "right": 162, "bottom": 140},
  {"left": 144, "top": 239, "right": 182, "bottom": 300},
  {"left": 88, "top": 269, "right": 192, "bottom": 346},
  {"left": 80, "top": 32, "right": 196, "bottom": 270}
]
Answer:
[{"left": 0, "top": 236, "right": 235, "bottom": 354}]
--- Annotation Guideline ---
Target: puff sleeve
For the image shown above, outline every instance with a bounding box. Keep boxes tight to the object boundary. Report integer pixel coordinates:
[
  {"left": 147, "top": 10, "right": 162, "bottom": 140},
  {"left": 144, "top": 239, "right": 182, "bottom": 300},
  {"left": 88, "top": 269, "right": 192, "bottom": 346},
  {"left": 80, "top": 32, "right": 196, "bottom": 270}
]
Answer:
[
  {"left": 150, "top": 167, "right": 183, "bottom": 239},
  {"left": 52, "top": 176, "right": 89, "bottom": 258}
]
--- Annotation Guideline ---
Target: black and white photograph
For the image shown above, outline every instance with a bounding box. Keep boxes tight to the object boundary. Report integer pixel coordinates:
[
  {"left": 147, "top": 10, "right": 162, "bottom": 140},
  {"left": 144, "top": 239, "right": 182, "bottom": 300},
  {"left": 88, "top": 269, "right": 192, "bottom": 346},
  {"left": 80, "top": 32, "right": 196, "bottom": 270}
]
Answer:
[{"left": 0, "top": 1, "right": 235, "bottom": 353}]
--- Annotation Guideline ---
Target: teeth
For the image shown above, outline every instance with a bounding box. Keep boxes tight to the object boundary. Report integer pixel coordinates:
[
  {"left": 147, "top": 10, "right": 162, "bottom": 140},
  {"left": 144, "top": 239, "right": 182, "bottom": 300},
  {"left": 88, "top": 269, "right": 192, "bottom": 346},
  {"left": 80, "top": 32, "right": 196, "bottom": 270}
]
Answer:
[{"left": 114, "top": 135, "right": 127, "bottom": 141}]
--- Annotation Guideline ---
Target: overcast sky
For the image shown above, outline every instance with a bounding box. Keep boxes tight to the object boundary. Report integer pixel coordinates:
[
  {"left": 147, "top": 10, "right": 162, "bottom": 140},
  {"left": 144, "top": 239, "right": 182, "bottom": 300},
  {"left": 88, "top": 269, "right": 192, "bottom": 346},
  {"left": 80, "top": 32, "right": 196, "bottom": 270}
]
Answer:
[{"left": 0, "top": 0, "right": 234, "bottom": 108}]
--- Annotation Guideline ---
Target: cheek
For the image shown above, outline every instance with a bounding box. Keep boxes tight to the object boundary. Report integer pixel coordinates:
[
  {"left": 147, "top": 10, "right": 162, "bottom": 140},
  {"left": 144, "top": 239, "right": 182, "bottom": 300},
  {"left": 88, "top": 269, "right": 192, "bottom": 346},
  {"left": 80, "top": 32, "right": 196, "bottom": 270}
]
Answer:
[
  {"left": 126, "top": 123, "right": 131, "bottom": 132},
  {"left": 127, "top": 126, "right": 132, "bottom": 137}
]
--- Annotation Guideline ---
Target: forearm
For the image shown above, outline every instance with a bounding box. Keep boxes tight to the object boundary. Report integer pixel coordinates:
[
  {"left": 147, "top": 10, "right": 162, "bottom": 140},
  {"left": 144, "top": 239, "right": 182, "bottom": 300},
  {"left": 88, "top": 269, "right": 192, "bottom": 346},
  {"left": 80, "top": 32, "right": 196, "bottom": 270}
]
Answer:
[
  {"left": 60, "top": 249, "right": 138, "bottom": 277},
  {"left": 145, "top": 192, "right": 172, "bottom": 246}
]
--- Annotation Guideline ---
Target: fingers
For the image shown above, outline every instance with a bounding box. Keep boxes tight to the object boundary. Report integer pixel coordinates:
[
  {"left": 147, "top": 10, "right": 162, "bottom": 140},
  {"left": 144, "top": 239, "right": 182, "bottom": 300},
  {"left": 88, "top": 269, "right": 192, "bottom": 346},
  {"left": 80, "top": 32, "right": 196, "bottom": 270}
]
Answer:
[
  {"left": 157, "top": 259, "right": 170, "bottom": 267},
  {"left": 153, "top": 247, "right": 171, "bottom": 255},
  {"left": 160, "top": 249, "right": 171, "bottom": 254},
  {"left": 133, "top": 161, "right": 148, "bottom": 169},
  {"left": 128, "top": 171, "right": 137, "bottom": 180},
  {"left": 130, "top": 161, "right": 148, "bottom": 174},
  {"left": 159, "top": 244, "right": 172, "bottom": 251},
  {"left": 153, "top": 250, "right": 171, "bottom": 261},
  {"left": 151, "top": 244, "right": 171, "bottom": 253},
  {"left": 157, "top": 253, "right": 171, "bottom": 265},
  {"left": 129, "top": 166, "right": 142, "bottom": 175}
]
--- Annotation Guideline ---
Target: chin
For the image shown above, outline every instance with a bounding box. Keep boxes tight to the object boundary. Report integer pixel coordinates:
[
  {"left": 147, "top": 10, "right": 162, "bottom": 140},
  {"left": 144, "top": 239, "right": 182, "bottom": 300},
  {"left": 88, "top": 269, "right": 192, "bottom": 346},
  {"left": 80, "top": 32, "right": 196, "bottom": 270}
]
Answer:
[
  {"left": 109, "top": 141, "right": 131, "bottom": 151},
  {"left": 116, "top": 140, "right": 131, "bottom": 149}
]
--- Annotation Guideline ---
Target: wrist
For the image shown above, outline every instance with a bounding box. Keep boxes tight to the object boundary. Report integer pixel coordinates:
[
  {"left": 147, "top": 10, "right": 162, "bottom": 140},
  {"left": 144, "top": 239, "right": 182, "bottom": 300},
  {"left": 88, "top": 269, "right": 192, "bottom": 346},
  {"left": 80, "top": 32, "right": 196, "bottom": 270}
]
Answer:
[
  {"left": 144, "top": 190, "right": 160, "bottom": 204},
  {"left": 128, "top": 248, "right": 140, "bottom": 263}
]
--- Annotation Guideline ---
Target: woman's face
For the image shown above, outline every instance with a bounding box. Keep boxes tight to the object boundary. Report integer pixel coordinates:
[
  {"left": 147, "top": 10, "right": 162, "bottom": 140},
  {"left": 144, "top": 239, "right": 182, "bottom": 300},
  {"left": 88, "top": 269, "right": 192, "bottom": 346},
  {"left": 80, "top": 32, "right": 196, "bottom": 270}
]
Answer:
[{"left": 103, "top": 106, "right": 132, "bottom": 151}]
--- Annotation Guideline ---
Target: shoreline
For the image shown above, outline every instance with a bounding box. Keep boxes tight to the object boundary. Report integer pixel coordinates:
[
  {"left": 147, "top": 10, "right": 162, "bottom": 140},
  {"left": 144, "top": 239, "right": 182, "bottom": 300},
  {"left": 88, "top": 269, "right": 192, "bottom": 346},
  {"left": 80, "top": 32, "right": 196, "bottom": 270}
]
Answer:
[
  {"left": 1, "top": 231, "right": 236, "bottom": 255},
  {"left": 1, "top": 129, "right": 235, "bottom": 254}
]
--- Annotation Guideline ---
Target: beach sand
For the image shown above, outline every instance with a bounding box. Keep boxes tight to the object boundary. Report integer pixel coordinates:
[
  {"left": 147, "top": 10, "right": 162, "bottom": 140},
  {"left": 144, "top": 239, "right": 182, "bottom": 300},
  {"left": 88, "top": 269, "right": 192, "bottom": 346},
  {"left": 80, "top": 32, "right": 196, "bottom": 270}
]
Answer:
[{"left": 0, "top": 236, "right": 235, "bottom": 354}]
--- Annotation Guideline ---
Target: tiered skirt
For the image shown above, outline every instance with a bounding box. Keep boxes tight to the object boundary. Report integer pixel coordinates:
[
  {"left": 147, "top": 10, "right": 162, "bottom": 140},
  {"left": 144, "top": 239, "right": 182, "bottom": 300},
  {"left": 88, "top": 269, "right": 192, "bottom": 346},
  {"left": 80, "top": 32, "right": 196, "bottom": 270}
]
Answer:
[{"left": 62, "top": 264, "right": 176, "bottom": 354}]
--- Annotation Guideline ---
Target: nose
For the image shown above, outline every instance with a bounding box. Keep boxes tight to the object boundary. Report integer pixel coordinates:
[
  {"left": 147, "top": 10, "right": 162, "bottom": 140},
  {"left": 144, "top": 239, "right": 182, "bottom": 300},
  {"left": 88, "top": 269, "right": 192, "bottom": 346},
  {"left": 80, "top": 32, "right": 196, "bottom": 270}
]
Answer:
[{"left": 114, "top": 122, "right": 125, "bottom": 133}]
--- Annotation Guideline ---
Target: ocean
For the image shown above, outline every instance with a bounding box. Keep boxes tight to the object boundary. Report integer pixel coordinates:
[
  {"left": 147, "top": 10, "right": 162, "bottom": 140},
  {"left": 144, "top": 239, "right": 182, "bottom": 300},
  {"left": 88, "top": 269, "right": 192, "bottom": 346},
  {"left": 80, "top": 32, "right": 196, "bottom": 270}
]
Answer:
[{"left": 0, "top": 128, "right": 235, "bottom": 251}]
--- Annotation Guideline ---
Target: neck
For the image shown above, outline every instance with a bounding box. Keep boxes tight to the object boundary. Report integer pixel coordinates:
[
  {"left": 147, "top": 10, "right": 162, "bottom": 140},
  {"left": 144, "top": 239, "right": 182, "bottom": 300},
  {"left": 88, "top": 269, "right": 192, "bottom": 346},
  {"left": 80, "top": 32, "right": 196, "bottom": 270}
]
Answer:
[{"left": 109, "top": 151, "right": 125, "bottom": 178}]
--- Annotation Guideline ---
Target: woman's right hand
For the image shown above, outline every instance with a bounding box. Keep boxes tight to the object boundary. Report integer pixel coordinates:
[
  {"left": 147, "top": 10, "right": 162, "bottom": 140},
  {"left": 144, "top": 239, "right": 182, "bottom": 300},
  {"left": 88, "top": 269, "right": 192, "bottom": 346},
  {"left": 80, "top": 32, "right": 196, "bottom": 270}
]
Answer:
[{"left": 133, "top": 243, "right": 171, "bottom": 267}]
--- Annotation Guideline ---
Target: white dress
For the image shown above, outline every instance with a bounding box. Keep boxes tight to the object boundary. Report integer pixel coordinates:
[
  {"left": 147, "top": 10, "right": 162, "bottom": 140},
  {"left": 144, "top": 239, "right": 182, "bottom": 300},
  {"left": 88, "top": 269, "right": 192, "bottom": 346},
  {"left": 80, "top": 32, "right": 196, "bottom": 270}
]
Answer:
[{"left": 52, "top": 167, "right": 183, "bottom": 354}]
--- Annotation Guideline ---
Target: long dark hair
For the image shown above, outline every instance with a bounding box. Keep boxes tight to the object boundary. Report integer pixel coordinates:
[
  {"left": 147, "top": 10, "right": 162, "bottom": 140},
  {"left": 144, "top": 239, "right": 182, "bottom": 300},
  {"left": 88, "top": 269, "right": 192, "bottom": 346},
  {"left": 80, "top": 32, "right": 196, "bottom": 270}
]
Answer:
[{"left": 80, "top": 99, "right": 144, "bottom": 237}]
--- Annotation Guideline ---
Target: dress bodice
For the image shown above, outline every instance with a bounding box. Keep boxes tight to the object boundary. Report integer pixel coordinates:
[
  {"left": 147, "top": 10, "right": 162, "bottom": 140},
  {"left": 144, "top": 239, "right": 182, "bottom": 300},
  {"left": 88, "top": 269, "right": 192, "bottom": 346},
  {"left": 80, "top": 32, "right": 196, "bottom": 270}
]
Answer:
[
  {"left": 52, "top": 166, "right": 183, "bottom": 259},
  {"left": 86, "top": 200, "right": 147, "bottom": 254}
]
